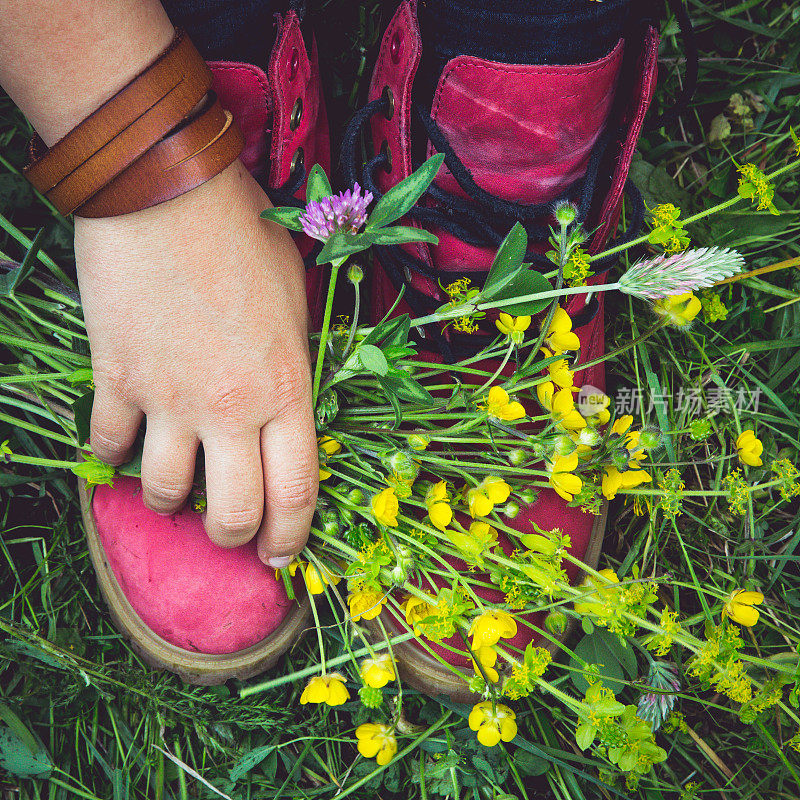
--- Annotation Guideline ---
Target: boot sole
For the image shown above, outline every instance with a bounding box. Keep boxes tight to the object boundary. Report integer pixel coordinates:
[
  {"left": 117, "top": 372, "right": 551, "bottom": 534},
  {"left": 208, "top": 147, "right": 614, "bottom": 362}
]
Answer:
[
  {"left": 369, "top": 502, "right": 608, "bottom": 703},
  {"left": 78, "top": 479, "right": 311, "bottom": 685}
]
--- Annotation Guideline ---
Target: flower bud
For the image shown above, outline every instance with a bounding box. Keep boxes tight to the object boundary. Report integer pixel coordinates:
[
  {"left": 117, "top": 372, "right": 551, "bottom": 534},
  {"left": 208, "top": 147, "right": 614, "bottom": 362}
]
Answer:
[
  {"left": 348, "top": 488, "right": 365, "bottom": 506},
  {"left": 507, "top": 448, "right": 526, "bottom": 466},
  {"left": 518, "top": 487, "right": 538, "bottom": 506},
  {"left": 611, "top": 449, "right": 630, "bottom": 472},
  {"left": 502, "top": 501, "right": 521, "bottom": 519},
  {"left": 554, "top": 201, "right": 578, "bottom": 227},
  {"left": 384, "top": 450, "right": 418, "bottom": 482},
  {"left": 545, "top": 611, "right": 568, "bottom": 635},
  {"left": 577, "top": 428, "right": 601, "bottom": 448},
  {"left": 639, "top": 429, "right": 662, "bottom": 450},
  {"left": 552, "top": 435, "right": 576, "bottom": 457},
  {"left": 408, "top": 434, "right": 430, "bottom": 451},
  {"left": 347, "top": 262, "right": 364, "bottom": 284}
]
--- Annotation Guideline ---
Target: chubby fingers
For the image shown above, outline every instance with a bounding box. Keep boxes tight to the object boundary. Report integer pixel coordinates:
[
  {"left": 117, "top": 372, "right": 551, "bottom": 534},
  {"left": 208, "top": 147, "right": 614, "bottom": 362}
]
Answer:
[{"left": 256, "top": 400, "right": 318, "bottom": 568}]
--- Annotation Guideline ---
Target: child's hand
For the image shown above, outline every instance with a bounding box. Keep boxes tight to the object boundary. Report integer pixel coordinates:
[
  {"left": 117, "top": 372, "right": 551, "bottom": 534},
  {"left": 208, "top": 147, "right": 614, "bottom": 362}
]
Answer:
[{"left": 75, "top": 159, "right": 318, "bottom": 566}]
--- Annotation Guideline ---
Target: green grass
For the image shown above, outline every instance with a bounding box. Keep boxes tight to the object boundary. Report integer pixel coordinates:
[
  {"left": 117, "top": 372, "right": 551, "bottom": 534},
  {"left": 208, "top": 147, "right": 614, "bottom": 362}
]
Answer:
[{"left": 3, "top": 1, "right": 800, "bottom": 798}]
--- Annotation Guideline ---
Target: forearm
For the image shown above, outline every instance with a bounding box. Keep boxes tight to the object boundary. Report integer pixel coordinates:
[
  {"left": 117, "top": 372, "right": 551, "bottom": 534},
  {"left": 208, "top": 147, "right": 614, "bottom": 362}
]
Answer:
[{"left": 0, "top": 0, "right": 174, "bottom": 144}]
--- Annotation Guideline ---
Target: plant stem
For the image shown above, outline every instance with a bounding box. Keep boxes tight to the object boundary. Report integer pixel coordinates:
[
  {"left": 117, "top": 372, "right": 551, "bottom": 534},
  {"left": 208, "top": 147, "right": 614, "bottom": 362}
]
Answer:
[{"left": 311, "top": 257, "right": 345, "bottom": 406}]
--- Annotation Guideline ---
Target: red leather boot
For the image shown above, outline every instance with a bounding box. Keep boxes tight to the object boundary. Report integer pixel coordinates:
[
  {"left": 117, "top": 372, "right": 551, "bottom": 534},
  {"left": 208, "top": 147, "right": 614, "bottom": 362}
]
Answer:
[
  {"left": 344, "top": 0, "right": 660, "bottom": 699},
  {"left": 79, "top": 7, "right": 330, "bottom": 685}
]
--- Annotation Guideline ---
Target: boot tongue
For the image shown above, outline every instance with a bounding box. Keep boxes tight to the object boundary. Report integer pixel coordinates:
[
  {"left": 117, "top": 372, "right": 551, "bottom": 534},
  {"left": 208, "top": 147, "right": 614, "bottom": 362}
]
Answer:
[{"left": 425, "top": 42, "right": 625, "bottom": 209}]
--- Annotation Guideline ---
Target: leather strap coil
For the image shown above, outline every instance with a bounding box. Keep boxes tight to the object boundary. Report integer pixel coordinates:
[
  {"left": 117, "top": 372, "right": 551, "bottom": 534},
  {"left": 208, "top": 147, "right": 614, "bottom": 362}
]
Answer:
[
  {"left": 76, "top": 92, "right": 244, "bottom": 217},
  {"left": 23, "top": 29, "right": 212, "bottom": 216}
]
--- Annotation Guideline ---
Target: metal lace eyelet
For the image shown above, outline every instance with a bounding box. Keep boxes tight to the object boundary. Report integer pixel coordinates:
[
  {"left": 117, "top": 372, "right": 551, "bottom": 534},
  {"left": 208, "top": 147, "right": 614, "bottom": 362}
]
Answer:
[
  {"left": 290, "top": 147, "right": 305, "bottom": 176},
  {"left": 380, "top": 139, "right": 393, "bottom": 173},
  {"left": 381, "top": 85, "right": 395, "bottom": 121},
  {"left": 290, "top": 97, "right": 303, "bottom": 131}
]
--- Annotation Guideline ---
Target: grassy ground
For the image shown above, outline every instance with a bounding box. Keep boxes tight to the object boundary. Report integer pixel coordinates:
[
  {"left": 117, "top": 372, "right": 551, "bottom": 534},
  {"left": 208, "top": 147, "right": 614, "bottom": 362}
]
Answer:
[{"left": 2, "top": 1, "right": 800, "bottom": 798}]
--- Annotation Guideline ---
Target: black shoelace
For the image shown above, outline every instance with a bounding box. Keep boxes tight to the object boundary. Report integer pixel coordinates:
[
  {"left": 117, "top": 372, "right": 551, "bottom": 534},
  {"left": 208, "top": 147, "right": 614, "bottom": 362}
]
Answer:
[{"left": 336, "top": 0, "right": 697, "bottom": 362}]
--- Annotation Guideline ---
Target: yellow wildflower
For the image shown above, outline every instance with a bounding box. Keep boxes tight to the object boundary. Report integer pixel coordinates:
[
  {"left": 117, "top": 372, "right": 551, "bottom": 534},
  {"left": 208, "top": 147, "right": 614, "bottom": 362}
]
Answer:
[
  {"left": 349, "top": 587, "right": 386, "bottom": 621},
  {"left": 469, "top": 610, "right": 517, "bottom": 648},
  {"left": 573, "top": 568, "right": 620, "bottom": 616},
  {"left": 360, "top": 653, "right": 396, "bottom": 688},
  {"left": 468, "top": 701, "right": 518, "bottom": 747},
  {"left": 300, "top": 674, "right": 350, "bottom": 706},
  {"left": 318, "top": 436, "right": 341, "bottom": 481},
  {"left": 723, "top": 589, "right": 764, "bottom": 627},
  {"left": 371, "top": 487, "right": 399, "bottom": 527},
  {"left": 482, "top": 385, "right": 526, "bottom": 421},
  {"left": 547, "top": 452, "right": 582, "bottom": 501},
  {"left": 472, "top": 645, "right": 499, "bottom": 683},
  {"left": 424, "top": 480, "right": 453, "bottom": 531},
  {"left": 355, "top": 723, "right": 398, "bottom": 765},
  {"left": 544, "top": 307, "right": 580, "bottom": 354},
  {"left": 537, "top": 381, "right": 586, "bottom": 430},
  {"left": 496, "top": 312, "right": 531, "bottom": 344},
  {"left": 653, "top": 292, "right": 702, "bottom": 327},
  {"left": 736, "top": 430, "right": 763, "bottom": 467},
  {"left": 466, "top": 476, "right": 511, "bottom": 517},
  {"left": 305, "top": 562, "right": 341, "bottom": 595},
  {"left": 601, "top": 466, "right": 652, "bottom": 500},
  {"left": 403, "top": 594, "right": 435, "bottom": 635},
  {"left": 448, "top": 520, "right": 498, "bottom": 565},
  {"left": 541, "top": 347, "right": 575, "bottom": 388}
]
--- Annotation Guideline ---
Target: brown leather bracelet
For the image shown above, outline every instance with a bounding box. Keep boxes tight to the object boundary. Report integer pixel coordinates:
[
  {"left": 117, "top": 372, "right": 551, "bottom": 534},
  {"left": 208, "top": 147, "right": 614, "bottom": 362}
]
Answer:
[
  {"left": 23, "top": 29, "right": 212, "bottom": 216},
  {"left": 76, "top": 92, "right": 245, "bottom": 217}
]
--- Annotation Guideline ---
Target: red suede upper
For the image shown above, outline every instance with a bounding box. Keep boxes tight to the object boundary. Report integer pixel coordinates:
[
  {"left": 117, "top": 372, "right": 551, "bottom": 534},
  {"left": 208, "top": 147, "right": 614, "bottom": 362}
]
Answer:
[
  {"left": 366, "top": 0, "right": 659, "bottom": 668},
  {"left": 91, "top": 12, "right": 330, "bottom": 656}
]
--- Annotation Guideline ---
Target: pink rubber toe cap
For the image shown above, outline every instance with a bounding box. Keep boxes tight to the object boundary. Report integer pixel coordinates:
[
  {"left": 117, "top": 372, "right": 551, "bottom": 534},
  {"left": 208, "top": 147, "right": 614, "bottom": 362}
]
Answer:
[{"left": 91, "top": 477, "right": 294, "bottom": 655}]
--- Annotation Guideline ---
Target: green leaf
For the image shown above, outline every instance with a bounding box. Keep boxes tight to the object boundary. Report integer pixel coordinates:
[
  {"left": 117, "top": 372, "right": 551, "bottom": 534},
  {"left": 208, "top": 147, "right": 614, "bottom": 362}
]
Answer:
[
  {"left": 357, "top": 344, "right": 389, "bottom": 376},
  {"left": 67, "top": 367, "right": 93, "bottom": 386},
  {"left": 316, "top": 232, "right": 371, "bottom": 265},
  {"left": 0, "top": 705, "right": 53, "bottom": 779},
  {"left": 259, "top": 206, "right": 304, "bottom": 231},
  {"left": 489, "top": 268, "right": 553, "bottom": 316},
  {"left": 305, "top": 164, "right": 332, "bottom": 203},
  {"left": 570, "top": 630, "right": 637, "bottom": 694},
  {"left": 229, "top": 745, "right": 277, "bottom": 782},
  {"left": 72, "top": 389, "right": 94, "bottom": 446},
  {"left": 380, "top": 367, "right": 435, "bottom": 406},
  {"left": 363, "top": 226, "right": 439, "bottom": 246},
  {"left": 575, "top": 723, "right": 596, "bottom": 751},
  {"left": 71, "top": 456, "right": 115, "bottom": 487},
  {"left": 481, "top": 222, "right": 528, "bottom": 298},
  {"left": 366, "top": 154, "right": 445, "bottom": 229},
  {"left": 0, "top": 228, "right": 44, "bottom": 298},
  {"left": 375, "top": 375, "right": 403, "bottom": 428}
]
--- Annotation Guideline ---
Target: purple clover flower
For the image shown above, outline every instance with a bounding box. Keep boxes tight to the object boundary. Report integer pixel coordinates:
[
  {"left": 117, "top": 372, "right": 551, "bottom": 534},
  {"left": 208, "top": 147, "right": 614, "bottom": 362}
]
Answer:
[{"left": 298, "top": 184, "right": 374, "bottom": 242}]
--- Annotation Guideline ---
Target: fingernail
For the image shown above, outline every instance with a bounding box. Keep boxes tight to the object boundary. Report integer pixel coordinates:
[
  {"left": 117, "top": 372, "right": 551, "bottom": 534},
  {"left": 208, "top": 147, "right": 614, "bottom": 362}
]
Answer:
[{"left": 267, "top": 555, "right": 294, "bottom": 569}]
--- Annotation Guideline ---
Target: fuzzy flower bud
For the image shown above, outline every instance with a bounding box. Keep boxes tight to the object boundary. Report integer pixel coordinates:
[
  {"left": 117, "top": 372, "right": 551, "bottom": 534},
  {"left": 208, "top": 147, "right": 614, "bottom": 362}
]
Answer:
[
  {"left": 545, "top": 611, "right": 568, "bottom": 635},
  {"left": 347, "top": 262, "right": 364, "bottom": 284}
]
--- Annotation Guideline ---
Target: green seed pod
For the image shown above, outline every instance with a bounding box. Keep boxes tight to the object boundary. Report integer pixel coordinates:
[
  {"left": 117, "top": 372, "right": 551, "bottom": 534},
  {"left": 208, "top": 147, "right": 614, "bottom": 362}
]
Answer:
[
  {"left": 359, "top": 685, "right": 383, "bottom": 708},
  {"left": 553, "top": 434, "right": 576, "bottom": 457},
  {"left": 408, "top": 434, "right": 430, "bottom": 451}
]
